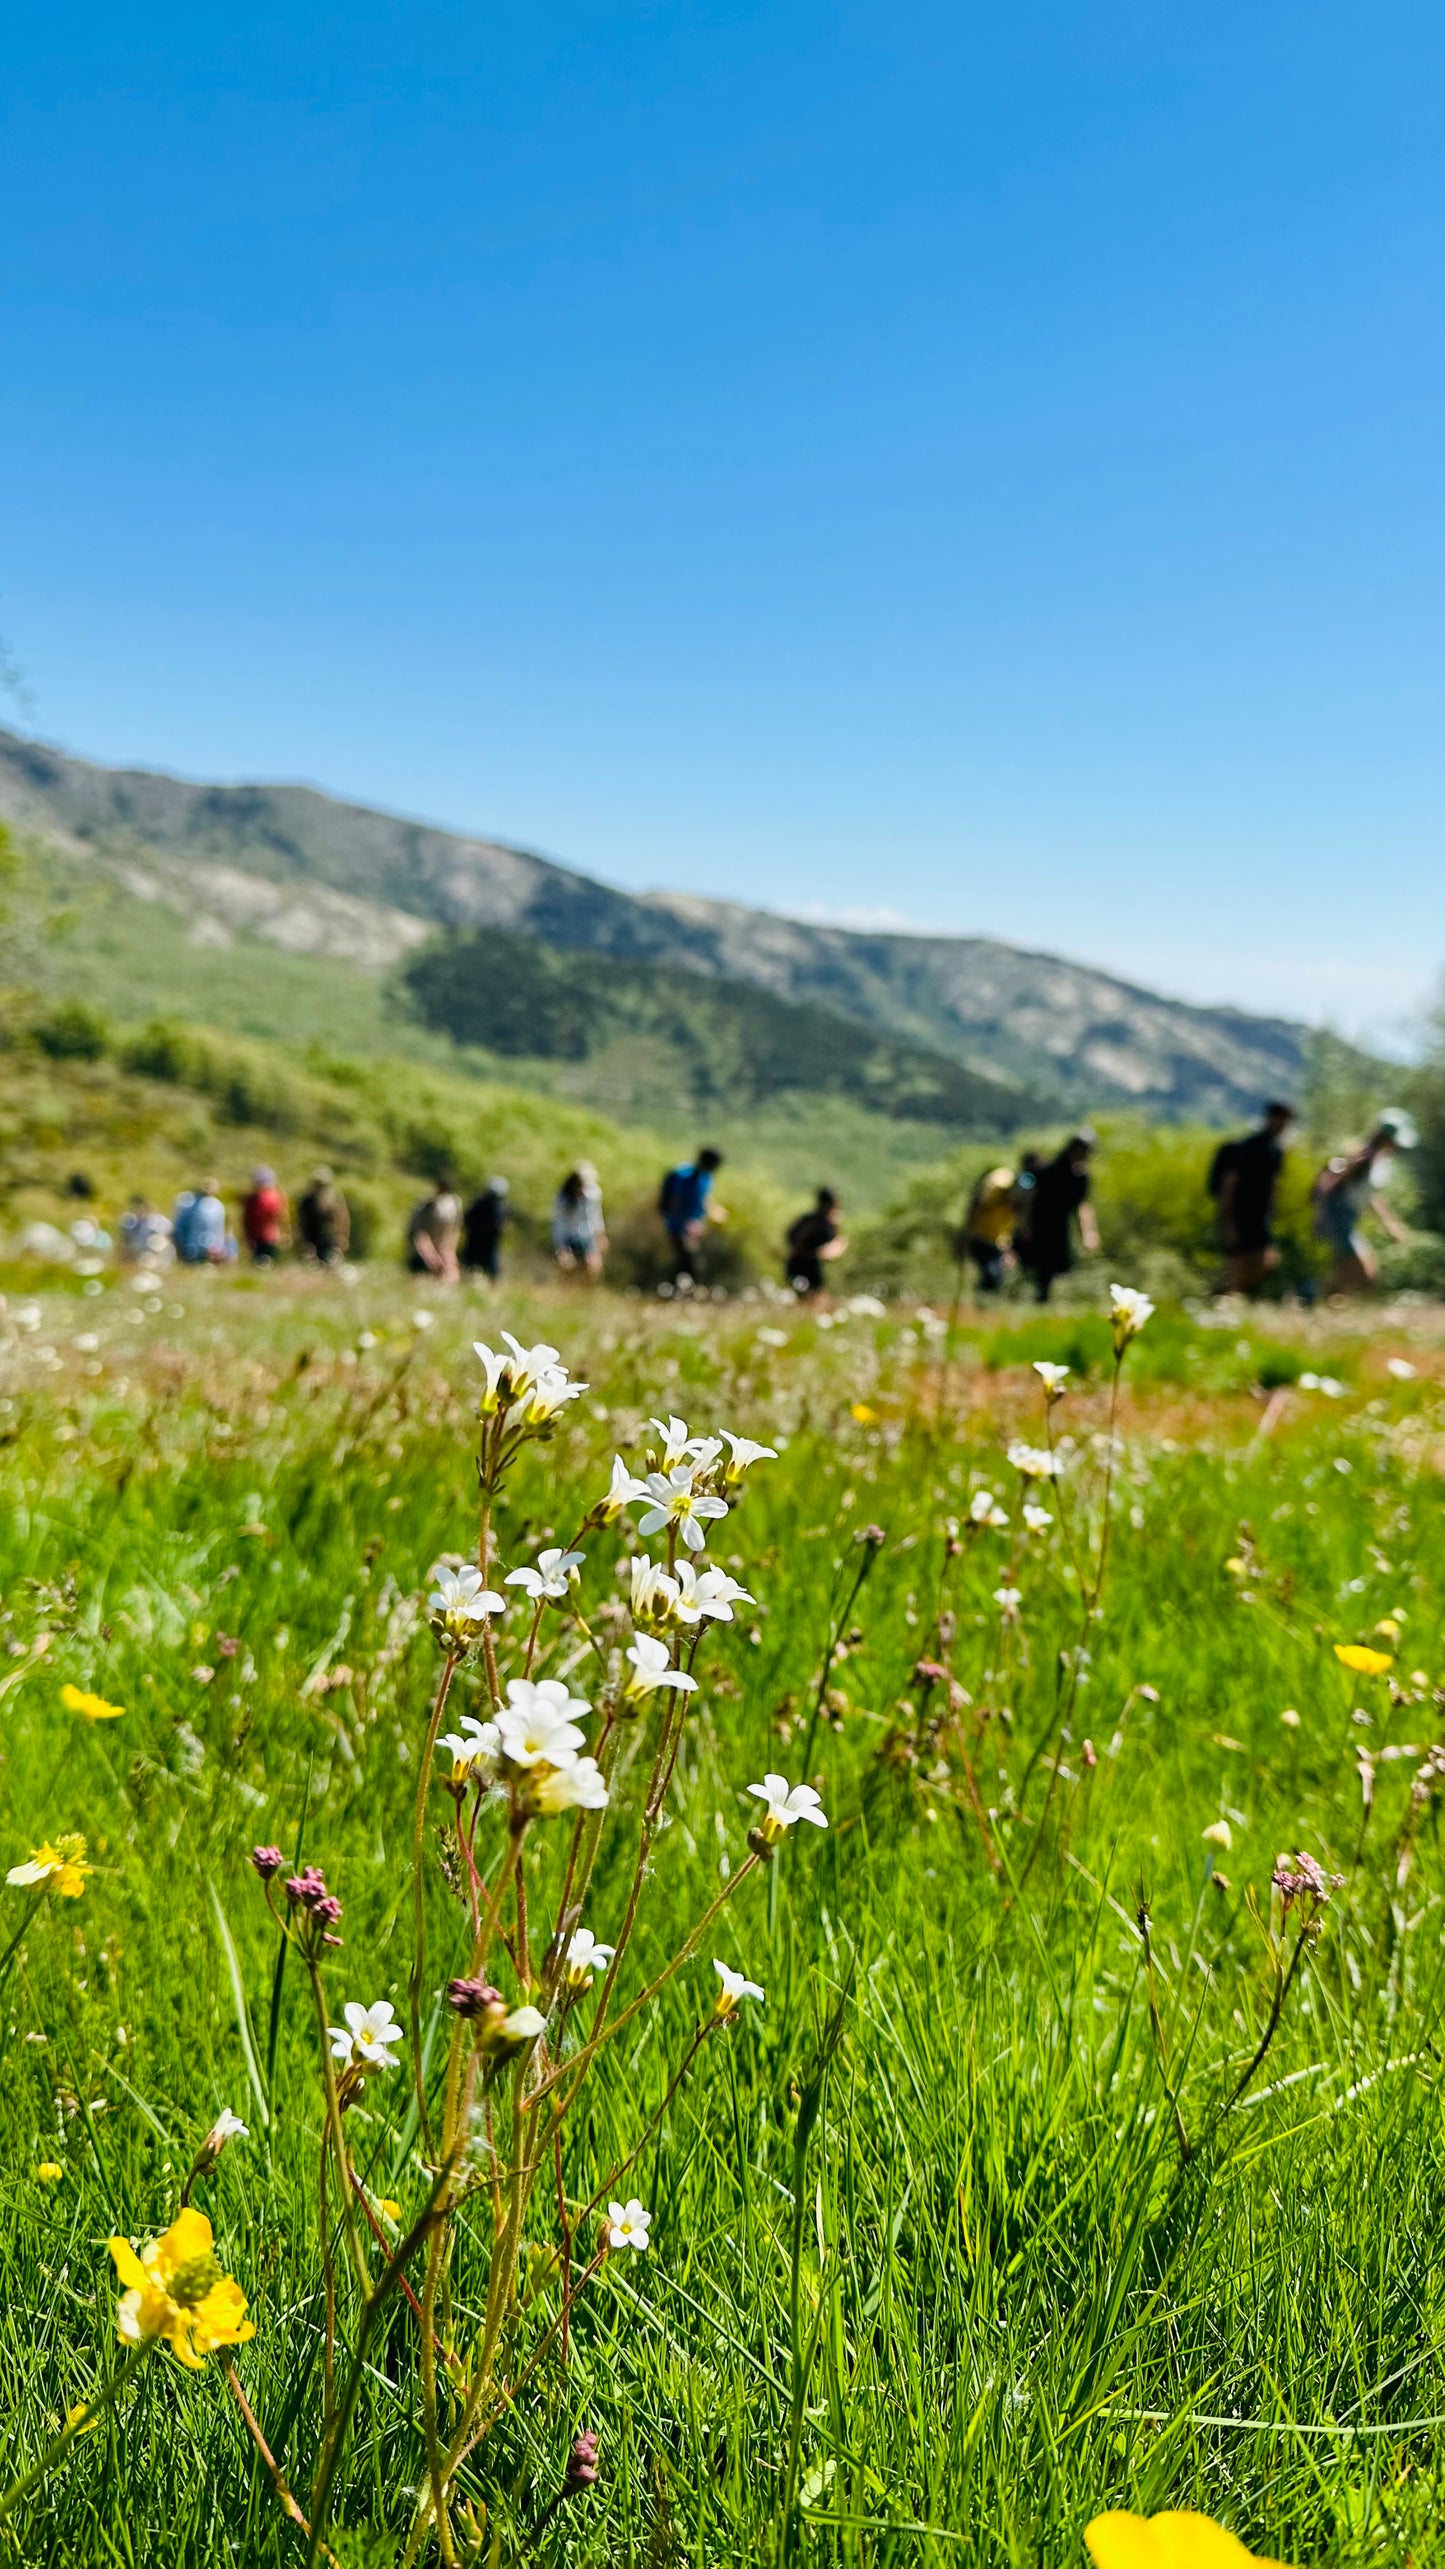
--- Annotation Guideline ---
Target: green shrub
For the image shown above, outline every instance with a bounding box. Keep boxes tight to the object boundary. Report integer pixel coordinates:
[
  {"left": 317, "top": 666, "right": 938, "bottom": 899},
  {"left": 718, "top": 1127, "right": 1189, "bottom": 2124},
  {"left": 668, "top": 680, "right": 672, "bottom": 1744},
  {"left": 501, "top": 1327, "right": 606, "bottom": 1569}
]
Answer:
[{"left": 33, "top": 1000, "right": 110, "bottom": 1062}]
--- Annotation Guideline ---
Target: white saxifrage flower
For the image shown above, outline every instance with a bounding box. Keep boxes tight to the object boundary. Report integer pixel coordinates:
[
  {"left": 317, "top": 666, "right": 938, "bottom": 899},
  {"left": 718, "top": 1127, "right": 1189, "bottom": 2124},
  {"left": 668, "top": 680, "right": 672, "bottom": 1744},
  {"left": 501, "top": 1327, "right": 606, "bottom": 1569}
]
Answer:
[
  {"left": 564, "top": 1926, "right": 615, "bottom": 1990},
  {"left": 437, "top": 1714, "right": 502, "bottom": 1784},
  {"left": 196, "top": 2106, "right": 249, "bottom": 2172},
  {"left": 499, "top": 2004, "right": 547, "bottom": 2043},
  {"left": 747, "top": 1773, "right": 828, "bottom": 1844},
  {"left": 624, "top": 1635, "right": 699, "bottom": 1700},
  {"left": 328, "top": 2000, "right": 404, "bottom": 2073},
  {"left": 607, "top": 2197, "right": 652, "bottom": 2251},
  {"left": 1007, "top": 1441, "right": 1061, "bottom": 1481},
  {"left": 1109, "top": 1284, "right": 1155, "bottom": 1353},
  {"left": 1202, "top": 1819, "right": 1233, "bottom": 1850},
  {"left": 529, "top": 1758, "right": 609, "bottom": 1815},
  {"left": 1022, "top": 1502, "right": 1054, "bottom": 1534},
  {"left": 650, "top": 1415, "right": 722, "bottom": 1474},
  {"left": 495, "top": 1679, "right": 590, "bottom": 1769},
  {"left": 505, "top": 1547, "right": 585, "bottom": 1603},
  {"left": 427, "top": 1562, "right": 507, "bottom": 1648},
  {"left": 600, "top": 1456, "right": 651, "bottom": 1521},
  {"left": 523, "top": 1366, "right": 588, "bottom": 1424},
  {"left": 1033, "top": 1360, "right": 1071, "bottom": 1398},
  {"left": 637, "top": 1467, "right": 729, "bottom": 1553},
  {"left": 968, "top": 1489, "right": 1009, "bottom": 1528},
  {"left": 993, "top": 1585, "right": 1022, "bottom": 1621},
  {"left": 719, "top": 1431, "right": 778, "bottom": 1483},
  {"left": 624, "top": 1555, "right": 679, "bottom": 1625},
  {"left": 669, "top": 1561, "right": 755, "bottom": 1624},
  {"left": 712, "top": 1958, "right": 765, "bottom": 2019},
  {"left": 474, "top": 1333, "right": 560, "bottom": 1413}
]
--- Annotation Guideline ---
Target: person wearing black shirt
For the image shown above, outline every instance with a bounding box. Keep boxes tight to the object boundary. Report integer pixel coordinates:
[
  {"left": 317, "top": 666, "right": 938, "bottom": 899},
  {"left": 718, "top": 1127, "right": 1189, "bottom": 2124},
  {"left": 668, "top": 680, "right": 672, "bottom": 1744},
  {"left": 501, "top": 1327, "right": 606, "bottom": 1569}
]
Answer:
[
  {"left": 785, "top": 1188, "right": 847, "bottom": 1299},
  {"left": 461, "top": 1178, "right": 510, "bottom": 1281},
  {"left": 1019, "top": 1133, "right": 1099, "bottom": 1302},
  {"left": 1208, "top": 1102, "right": 1294, "bottom": 1295}
]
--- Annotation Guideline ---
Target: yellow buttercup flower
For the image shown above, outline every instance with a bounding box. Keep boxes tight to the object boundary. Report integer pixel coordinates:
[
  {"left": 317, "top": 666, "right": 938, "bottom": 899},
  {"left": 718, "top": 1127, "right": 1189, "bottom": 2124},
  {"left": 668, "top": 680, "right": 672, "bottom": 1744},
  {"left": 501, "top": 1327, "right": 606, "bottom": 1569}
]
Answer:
[
  {"left": 1334, "top": 1644, "right": 1393, "bottom": 1677},
  {"left": 851, "top": 1402, "right": 879, "bottom": 1424},
  {"left": 378, "top": 2197, "right": 402, "bottom": 2224},
  {"left": 61, "top": 1684, "right": 126, "bottom": 1723},
  {"left": 7, "top": 1834, "right": 93, "bottom": 1898},
  {"left": 37, "top": 2162, "right": 63, "bottom": 2185},
  {"left": 1086, "top": 2509, "right": 1296, "bottom": 2568},
  {"left": 108, "top": 2207, "right": 256, "bottom": 2371}
]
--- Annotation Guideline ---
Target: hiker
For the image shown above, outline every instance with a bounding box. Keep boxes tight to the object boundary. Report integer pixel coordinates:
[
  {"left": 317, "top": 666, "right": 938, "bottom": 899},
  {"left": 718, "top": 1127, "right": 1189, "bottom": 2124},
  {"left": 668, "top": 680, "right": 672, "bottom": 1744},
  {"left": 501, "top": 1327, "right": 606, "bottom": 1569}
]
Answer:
[
  {"left": 1019, "top": 1133, "right": 1099, "bottom": 1303},
  {"left": 785, "top": 1188, "right": 847, "bottom": 1300},
  {"left": 241, "top": 1165, "right": 290, "bottom": 1267},
  {"left": 297, "top": 1168, "right": 351, "bottom": 1266},
  {"left": 961, "top": 1163, "right": 1018, "bottom": 1295},
  {"left": 118, "top": 1196, "right": 171, "bottom": 1266},
  {"left": 173, "top": 1179, "right": 230, "bottom": 1266},
  {"left": 658, "top": 1148, "right": 726, "bottom": 1286},
  {"left": 552, "top": 1165, "right": 608, "bottom": 1280},
  {"left": 1311, "top": 1110, "right": 1416, "bottom": 1295},
  {"left": 461, "top": 1177, "right": 509, "bottom": 1280},
  {"left": 1208, "top": 1101, "right": 1295, "bottom": 1296},
  {"left": 406, "top": 1179, "right": 463, "bottom": 1282}
]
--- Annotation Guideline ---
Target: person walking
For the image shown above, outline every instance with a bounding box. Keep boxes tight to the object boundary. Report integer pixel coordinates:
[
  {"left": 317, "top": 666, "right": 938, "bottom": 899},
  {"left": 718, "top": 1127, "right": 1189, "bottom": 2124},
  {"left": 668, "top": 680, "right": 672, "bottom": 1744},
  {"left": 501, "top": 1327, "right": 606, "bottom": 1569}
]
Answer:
[
  {"left": 1208, "top": 1101, "right": 1295, "bottom": 1295},
  {"left": 1311, "top": 1110, "right": 1416, "bottom": 1294},
  {"left": 296, "top": 1168, "right": 350, "bottom": 1265},
  {"left": 960, "top": 1163, "right": 1018, "bottom": 1296},
  {"left": 552, "top": 1167, "right": 607, "bottom": 1280},
  {"left": 173, "top": 1178, "right": 230, "bottom": 1266},
  {"left": 406, "top": 1179, "right": 463, "bottom": 1282},
  {"left": 119, "top": 1195, "right": 172, "bottom": 1266},
  {"left": 461, "top": 1177, "right": 509, "bottom": 1280},
  {"left": 1019, "top": 1133, "right": 1099, "bottom": 1302},
  {"left": 241, "top": 1166, "right": 290, "bottom": 1267},
  {"left": 785, "top": 1188, "right": 847, "bottom": 1300},
  {"left": 658, "top": 1148, "right": 726, "bottom": 1286}
]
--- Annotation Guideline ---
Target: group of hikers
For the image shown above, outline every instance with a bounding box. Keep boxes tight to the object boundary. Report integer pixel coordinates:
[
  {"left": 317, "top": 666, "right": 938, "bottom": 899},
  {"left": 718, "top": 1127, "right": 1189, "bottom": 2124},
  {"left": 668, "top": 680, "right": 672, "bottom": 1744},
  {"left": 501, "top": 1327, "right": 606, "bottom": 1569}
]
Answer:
[
  {"left": 104, "top": 1104, "right": 1418, "bottom": 1301},
  {"left": 957, "top": 1101, "right": 1419, "bottom": 1302}
]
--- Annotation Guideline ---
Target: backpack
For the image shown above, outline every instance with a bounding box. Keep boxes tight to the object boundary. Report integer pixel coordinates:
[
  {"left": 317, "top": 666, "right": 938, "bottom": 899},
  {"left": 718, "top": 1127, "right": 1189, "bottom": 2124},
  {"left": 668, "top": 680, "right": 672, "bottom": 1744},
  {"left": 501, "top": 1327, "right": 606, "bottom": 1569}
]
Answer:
[{"left": 658, "top": 1167, "right": 685, "bottom": 1223}]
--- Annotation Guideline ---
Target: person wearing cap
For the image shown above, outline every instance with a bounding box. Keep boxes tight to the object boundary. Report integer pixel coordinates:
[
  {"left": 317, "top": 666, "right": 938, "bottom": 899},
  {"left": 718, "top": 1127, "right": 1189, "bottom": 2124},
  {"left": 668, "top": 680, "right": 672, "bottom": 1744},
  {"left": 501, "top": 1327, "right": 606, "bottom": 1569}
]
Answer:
[
  {"left": 297, "top": 1168, "right": 350, "bottom": 1265},
  {"left": 241, "top": 1166, "right": 290, "bottom": 1267},
  {"left": 1311, "top": 1110, "right": 1416, "bottom": 1294},
  {"left": 1208, "top": 1100, "right": 1295, "bottom": 1296},
  {"left": 461, "top": 1177, "right": 510, "bottom": 1280},
  {"left": 1019, "top": 1132, "right": 1100, "bottom": 1302}
]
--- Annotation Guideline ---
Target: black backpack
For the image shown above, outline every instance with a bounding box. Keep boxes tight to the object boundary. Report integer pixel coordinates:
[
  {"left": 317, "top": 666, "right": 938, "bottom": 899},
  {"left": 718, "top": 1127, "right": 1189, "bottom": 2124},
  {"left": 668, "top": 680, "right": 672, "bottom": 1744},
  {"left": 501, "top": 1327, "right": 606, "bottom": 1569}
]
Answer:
[
  {"left": 1207, "top": 1139, "right": 1241, "bottom": 1200},
  {"left": 658, "top": 1166, "right": 685, "bottom": 1222}
]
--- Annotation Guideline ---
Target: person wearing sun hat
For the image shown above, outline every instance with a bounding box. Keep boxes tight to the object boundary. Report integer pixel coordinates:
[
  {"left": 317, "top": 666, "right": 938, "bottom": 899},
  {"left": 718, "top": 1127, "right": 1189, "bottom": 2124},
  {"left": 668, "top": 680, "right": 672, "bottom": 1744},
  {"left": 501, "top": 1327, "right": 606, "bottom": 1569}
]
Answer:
[{"left": 1311, "top": 1107, "right": 1417, "bottom": 1294}]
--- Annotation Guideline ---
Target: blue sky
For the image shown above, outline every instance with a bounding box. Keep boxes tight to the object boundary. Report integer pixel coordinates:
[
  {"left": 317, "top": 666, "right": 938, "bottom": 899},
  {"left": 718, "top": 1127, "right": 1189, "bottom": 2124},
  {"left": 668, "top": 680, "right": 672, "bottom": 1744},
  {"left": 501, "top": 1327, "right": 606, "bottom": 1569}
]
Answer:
[{"left": 2, "top": 1, "right": 1442, "bottom": 1038}]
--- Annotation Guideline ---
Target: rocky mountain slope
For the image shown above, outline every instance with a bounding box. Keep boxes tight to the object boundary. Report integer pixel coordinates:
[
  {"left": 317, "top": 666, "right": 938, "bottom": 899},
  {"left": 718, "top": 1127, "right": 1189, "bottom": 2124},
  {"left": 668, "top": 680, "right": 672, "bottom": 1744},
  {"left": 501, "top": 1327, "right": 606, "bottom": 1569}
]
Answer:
[{"left": 0, "top": 727, "right": 1314, "bottom": 1121}]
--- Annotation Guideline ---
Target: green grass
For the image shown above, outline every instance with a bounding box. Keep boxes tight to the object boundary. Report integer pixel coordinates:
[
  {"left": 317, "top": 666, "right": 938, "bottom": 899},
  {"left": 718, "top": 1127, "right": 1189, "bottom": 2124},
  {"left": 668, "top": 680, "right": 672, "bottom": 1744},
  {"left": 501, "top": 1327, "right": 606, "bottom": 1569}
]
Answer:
[{"left": 1, "top": 1277, "right": 1444, "bottom": 2564}]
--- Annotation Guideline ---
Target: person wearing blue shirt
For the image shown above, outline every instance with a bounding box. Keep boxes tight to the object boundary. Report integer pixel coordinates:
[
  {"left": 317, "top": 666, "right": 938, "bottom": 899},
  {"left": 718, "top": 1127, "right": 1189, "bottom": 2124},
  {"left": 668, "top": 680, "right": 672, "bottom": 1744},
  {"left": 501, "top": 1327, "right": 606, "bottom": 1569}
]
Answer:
[
  {"left": 658, "top": 1147, "right": 725, "bottom": 1286},
  {"left": 173, "top": 1178, "right": 229, "bottom": 1265}
]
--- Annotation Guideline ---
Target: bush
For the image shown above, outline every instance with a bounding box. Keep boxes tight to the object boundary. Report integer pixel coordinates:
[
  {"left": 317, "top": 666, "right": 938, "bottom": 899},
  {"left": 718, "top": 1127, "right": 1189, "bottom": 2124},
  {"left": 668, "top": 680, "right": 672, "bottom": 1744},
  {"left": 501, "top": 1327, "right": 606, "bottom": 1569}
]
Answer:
[{"left": 33, "top": 1000, "right": 110, "bottom": 1062}]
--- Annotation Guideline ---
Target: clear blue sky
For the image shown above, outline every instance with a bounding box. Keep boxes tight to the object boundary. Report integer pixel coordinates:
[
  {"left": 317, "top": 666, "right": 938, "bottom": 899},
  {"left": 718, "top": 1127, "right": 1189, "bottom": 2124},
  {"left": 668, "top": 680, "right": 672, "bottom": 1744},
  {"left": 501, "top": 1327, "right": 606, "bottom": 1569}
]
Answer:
[{"left": 3, "top": 1, "right": 1442, "bottom": 1039}]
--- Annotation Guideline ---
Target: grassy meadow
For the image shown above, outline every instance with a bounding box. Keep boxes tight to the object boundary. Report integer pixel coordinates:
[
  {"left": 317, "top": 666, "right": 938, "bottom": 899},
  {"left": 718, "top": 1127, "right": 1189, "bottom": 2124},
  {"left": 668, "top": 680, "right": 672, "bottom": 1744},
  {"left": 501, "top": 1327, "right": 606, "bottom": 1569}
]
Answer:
[{"left": 2, "top": 1267, "right": 1445, "bottom": 2566}]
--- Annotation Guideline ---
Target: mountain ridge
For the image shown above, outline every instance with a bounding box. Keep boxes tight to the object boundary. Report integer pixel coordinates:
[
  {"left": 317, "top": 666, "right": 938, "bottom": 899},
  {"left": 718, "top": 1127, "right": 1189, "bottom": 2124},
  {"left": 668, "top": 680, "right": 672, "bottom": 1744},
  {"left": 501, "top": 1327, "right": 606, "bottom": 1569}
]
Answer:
[{"left": 0, "top": 725, "right": 1315, "bottom": 1121}]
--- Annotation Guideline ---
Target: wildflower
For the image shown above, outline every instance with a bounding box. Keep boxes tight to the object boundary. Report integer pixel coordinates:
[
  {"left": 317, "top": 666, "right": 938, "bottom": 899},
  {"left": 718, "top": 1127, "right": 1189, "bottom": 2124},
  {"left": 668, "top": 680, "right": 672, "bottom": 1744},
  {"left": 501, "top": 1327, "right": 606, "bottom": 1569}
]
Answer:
[
  {"left": 378, "top": 2198, "right": 402, "bottom": 2224},
  {"left": 746, "top": 1774, "right": 828, "bottom": 1844},
  {"left": 720, "top": 1431, "right": 778, "bottom": 1483},
  {"left": 969, "top": 1489, "right": 1009, "bottom": 1528},
  {"left": 1279, "top": 1708, "right": 1301, "bottom": 1729},
  {"left": 650, "top": 1414, "right": 705, "bottom": 1469},
  {"left": 1202, "top": 1820, "right": 1233, "bottom": 1850},
  {"left": 328, "top": 1999, "right": 404, "bottom": 2072},
  {"left": 250, "top": 1845, "right": 285, "bottom": 1880},
  {"left": 447, "top": 1975, "right": 504, "bottom": 2019},
  {"left": 474, "top": 1331, "right": 560, "bottom": 1411},
  {"left": 624, "top": 1554, "right": 680, "bottom": 1625},
  {"left": 499, "top": 2003, "right": 547, "bottom": 2043},
  {"left": 851, "top": 1401, "right": 878, "bottom": 1424},
  {"left": 427, "top": 1563, "right": 506, "bottom": 1648},
  {"left": 1085, "top": 2510, "right": 1295, "bottom": 2567},
  {"left": 194, "top": 2107, "right": 248, "bottom": 2174},
  {"left": 505, "top": 1547, "right": 585, "bottom": 1603},
  {"left": 438, "top": 1714, "right": 502, "bottom": 1784},
  {"left": 600, "top": 1456, "right": 650, "bottom": 1521},
  {"left": 529, "top": 1757, "right": 609, "bottom": 1815},
  {"left": 564, "top": 2430, "right": 600, "bottom": 2494},
  {"left": 109, "top": 2206, "right": 255, "bottom": 2370},
  {"left": 606, "top": 2198, "right": 652, "bottom": 2251},
  {"left": 993, "top": 1585, "right": 1022, "bottom": 1620},
  {"left": 61, "top": 1684, "right": 125, "bottom": 1723},
  {"left": 1334, "top": 1644, "right": 1393, "bottom": 1677},
  {"left": 1033, "top": 1359, "right": 1070, "bottom": 1398},
  {"left": 1272, "top": 1851, "right": 1343, "bottom": 1912},
  {"left": 37, "top": 2162, "right": 63, "bottom": 2184},
  {"left": 1023, "top": 1503, "right": 1053, "bottom": 1534},
  {"left": 1109, "top": 1283, "right": 1155, "bottom": 1353},
  {"left": 495, "top": 1678, "right": 591, "bottom": 1768},
  {"left": 523, "top": 1365, "right": 588, "bottom": 1424},
  {"left": 1007, "top": 1441, "right": 1060, "bottom": 1481},
  {"left": 1373, "top": 1616, "right": 1402, "bottom": 1642},
  {"left": 1387, "top": 1357, "right": 1416, "bottom": 1381},
  {"left": 624, "top": 1635, "right": 698, "bottom": 1701},
  {"left": 670, "top": 1561, "right": 755, "bottom": 1624},
  {"left": 564, "top": 1926, "right": 615, "bottom": 1990},
  {"left": 637, "top": 1467, "right": 729, "bottom": 1553},
  {"left": 712, "top": 1958, "right": 765, "bottom": 2019},
  {"left": 7, "top": 1835, "right": 92, "bottom": 1898}
]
